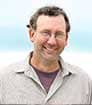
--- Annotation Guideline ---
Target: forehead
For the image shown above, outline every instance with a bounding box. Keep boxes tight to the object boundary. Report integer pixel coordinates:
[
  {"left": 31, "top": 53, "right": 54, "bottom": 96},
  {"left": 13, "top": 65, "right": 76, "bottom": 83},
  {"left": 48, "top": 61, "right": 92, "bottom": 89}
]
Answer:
[
  {"left": 37, "top": 15, "right": 65, "bottom": 24},
  {"left": 36, "top": 15, "right": 66, "bottom": 30}
]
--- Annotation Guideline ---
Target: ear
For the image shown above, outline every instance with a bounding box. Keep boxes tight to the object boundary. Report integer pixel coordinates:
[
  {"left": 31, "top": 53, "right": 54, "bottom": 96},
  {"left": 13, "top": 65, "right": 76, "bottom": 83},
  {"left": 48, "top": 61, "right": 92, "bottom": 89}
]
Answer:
[{"left": 29, "top": 28, "right": 35, "bottom": 42}]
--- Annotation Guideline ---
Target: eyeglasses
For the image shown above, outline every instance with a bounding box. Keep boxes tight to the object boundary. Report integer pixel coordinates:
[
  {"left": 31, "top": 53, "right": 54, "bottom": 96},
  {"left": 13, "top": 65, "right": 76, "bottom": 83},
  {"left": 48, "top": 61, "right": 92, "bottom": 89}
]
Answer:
[{"left": 38, "top": 30, "right": 66, "bottom": 40}]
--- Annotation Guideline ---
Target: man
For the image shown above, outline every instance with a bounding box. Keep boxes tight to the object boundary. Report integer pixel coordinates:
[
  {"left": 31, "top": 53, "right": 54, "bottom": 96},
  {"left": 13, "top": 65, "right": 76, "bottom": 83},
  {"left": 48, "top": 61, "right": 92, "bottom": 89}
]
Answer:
[{"left": 0, "top": 6, "right": 92, "bottom": 104}]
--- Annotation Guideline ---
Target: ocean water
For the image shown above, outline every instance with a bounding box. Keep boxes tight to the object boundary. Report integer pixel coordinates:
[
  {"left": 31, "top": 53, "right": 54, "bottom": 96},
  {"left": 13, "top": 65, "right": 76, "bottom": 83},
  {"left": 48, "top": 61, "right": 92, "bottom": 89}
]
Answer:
[{"left": 0, "top": 27, "right": 92, "bottom": 51}]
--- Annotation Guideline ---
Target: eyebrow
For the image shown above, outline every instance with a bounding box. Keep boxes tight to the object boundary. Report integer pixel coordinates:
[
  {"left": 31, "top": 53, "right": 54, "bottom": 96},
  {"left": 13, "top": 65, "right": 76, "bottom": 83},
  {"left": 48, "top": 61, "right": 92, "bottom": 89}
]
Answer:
[
  {"left": 55, "top": 31, "right": 65, "bottom": 34},
  {"left": 40, "top": 29, "right": 65, "bottom": 33}
]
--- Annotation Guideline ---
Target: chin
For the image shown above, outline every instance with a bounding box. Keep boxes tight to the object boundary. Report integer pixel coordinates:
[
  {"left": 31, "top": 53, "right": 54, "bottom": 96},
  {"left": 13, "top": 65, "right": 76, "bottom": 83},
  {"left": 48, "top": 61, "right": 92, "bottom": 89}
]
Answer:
[
  {"left": 43, "top": 54, "right": 59, "bottom": 62},
  {"left": 41, "top": 51, "right": 59, "bottom": 61}
]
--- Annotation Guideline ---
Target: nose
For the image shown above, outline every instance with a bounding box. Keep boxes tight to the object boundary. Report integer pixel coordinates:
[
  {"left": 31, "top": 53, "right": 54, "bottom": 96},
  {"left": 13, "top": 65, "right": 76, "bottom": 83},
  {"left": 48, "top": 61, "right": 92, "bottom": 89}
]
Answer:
[{"left": 47, "top": 35, "right": 57, "bottom": 46}]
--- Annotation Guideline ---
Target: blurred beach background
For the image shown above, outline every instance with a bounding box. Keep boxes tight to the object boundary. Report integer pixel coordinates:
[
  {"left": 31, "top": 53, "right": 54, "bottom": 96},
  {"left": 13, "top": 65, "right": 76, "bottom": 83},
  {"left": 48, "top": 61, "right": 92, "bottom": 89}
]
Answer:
[{"left": 0, "top": 0, "right": 92, "bottom": 77}]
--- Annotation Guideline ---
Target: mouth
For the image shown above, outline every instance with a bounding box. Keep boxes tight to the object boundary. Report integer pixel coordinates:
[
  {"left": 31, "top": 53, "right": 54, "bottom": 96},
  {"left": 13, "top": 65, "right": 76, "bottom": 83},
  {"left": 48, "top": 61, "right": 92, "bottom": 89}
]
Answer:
[{"left": 43, "top": 46, "right": 57, "bottom": 54}]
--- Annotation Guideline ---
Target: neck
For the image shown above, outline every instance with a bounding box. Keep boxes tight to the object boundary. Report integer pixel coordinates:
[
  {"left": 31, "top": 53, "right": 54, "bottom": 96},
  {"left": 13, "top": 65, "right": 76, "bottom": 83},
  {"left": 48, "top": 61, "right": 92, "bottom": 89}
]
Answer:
[{"left": 30, "top": 54, "right": 60, "bottom": 73}]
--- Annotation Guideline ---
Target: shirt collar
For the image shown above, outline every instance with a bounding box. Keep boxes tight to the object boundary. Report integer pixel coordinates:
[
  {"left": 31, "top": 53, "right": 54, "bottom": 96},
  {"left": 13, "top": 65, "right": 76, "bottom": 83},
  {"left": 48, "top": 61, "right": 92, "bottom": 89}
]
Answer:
[
  {"left": 14, "top": 53, "right": 31, "bottom": 73},
  {"left": 14, "top": 52, "right": 78, "bottom": 76},
  {"left": 59, "top": 56, "right": 78, "bottom": 76}
]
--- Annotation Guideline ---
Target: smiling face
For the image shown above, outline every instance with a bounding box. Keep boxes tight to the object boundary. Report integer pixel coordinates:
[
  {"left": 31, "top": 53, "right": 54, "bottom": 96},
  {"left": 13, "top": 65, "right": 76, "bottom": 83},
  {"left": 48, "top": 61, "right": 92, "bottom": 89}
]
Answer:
[{"left": 29, "top": 15, "right": 68, "bottom": 63}]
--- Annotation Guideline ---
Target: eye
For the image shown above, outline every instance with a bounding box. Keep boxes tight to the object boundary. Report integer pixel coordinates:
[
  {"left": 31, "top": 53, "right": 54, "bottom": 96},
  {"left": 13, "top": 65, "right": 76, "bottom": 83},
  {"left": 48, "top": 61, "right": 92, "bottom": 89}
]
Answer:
[
  {"left": 55, "top": 32, "right": 65, "bottom": 39},
  {"left": 40, "top": 31, "right": 50, "bottom": 36}
]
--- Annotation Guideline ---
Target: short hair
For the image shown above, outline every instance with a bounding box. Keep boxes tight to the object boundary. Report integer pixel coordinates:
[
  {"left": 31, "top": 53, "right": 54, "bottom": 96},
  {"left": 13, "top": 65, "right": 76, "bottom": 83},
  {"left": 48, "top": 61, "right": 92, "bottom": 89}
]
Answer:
[{"left": 27, "top": 6, "right": 70, "bottom": 32}]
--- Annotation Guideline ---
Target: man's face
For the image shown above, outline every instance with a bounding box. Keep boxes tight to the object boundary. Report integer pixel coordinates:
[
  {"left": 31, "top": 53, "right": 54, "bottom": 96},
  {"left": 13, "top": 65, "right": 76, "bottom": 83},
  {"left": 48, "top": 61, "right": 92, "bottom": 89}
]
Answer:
[{"left": 29, "top": 15, "right": 68, "bottom": 62}]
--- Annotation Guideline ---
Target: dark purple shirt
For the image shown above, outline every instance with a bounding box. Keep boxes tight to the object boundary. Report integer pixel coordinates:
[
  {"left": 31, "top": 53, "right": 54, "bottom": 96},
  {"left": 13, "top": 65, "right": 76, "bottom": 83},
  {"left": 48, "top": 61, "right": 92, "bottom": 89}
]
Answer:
[{"left": 31, "top": 65, "right": 59, "bottom": 93}]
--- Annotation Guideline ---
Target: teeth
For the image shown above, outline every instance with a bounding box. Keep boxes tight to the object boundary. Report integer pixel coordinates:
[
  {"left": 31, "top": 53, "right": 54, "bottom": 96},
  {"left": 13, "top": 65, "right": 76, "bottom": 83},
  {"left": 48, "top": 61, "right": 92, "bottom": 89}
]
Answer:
[
  {"left": 46, "top": 47, "right": 55, "bottom": 51},
  {"left": 43, "top": 46, "right": 57, "bottom": 52}
]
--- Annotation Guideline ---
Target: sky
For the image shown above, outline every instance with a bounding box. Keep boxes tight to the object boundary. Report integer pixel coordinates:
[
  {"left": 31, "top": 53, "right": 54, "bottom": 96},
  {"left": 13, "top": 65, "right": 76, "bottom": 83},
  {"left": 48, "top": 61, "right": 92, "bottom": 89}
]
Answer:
[
  {"left": 0, "top": 0, "right": 92, "bottom": 76},
  {"left": 0, "top": 0, "right": 92, "bottom": 52}
]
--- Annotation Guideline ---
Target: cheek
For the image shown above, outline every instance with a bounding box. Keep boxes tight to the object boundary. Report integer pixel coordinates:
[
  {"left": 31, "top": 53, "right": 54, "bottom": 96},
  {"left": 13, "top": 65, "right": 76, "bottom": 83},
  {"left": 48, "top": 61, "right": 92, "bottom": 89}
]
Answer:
[
  {"left": 37, "top": 37, "right": 47, "bottom": 45},
  {"left": 34, "top": 36, "right": 47, "bottom": 47},
  {"left": 58, "top": 39, "right": 67, "bottom": 48}
]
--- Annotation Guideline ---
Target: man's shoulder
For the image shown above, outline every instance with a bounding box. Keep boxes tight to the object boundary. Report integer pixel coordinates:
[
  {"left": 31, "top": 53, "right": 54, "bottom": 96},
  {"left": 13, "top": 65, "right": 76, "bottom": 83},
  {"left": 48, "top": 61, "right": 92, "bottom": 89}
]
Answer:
[
  {"left": 0, "top": 60, "right": 27, "bottom": 80},
  {"left": 64, "top": 62, "right": 92, "bottom": 82},
  {"left": 65, "top": 62, "right": 84, "bottom": 73},
  {"left": 60, "top": 57, "right": 91, "bottom": 81},
  {"left": 60, "top": 57, "right": 87, "bottom": 75}
]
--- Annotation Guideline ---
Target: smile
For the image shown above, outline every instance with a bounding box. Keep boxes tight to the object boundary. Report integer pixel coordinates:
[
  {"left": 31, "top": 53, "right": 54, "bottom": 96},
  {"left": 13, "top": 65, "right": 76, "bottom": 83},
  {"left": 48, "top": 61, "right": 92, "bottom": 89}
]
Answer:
[{"left": 43, "top": 46, "right": 57, "bottom": 54}]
